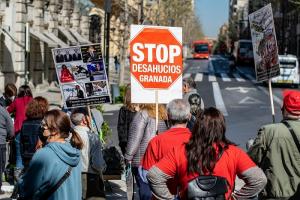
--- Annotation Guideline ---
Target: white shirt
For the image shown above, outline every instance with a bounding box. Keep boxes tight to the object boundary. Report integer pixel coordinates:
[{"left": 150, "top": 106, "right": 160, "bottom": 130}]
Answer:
[{"left": 73, "top": 125, "right": 90, "bottom": 173}]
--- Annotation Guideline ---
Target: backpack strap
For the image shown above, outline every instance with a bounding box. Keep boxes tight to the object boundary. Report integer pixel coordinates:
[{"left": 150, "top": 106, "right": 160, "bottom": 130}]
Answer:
[
  {"left": 41, "top": 166, "right": 73, "bottom": 199},
  {"left": 282, "top": 121, "right": 300, "bottom": 153}
]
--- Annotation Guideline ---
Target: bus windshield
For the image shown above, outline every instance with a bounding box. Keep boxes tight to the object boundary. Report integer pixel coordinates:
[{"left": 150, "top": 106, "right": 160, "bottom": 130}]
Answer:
[{"left": 194, "top": 44, "right": 209, "bottom": 53}]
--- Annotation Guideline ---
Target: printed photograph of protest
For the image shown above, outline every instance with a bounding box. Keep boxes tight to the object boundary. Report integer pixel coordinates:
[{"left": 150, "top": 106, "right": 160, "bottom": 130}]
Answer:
[
  {"left": 70, "top": 62, "right": 90, "bottom": 81},
  {"left": 62, "top": 84, "right": 86, "bottom": 102},
  {"left": 87, "top": 61, "right": 106, "bottom": 81},
  {"left": 81, "top": 44, "right": 102, "bottom": 63},
  {"left": 53, "top": 47, "right": 83, "bottom": 63},
  {"left": 85, "top": 81, "right": 108, "bottom": 97},
  {"left": 56, "top": 63, "right": 75, "bottom": 83}
]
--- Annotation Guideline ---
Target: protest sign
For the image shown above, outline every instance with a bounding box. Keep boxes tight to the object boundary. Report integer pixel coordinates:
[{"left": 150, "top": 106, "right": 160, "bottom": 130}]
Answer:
[
  {"left": 130, "top": 25, "right": 183, "bottom": 103},
  {"left": 249, "top": 3, "right": 280, "bottom": 82},
  {"left": 52, "top": 44, "right": 111, "bottom": 108}
]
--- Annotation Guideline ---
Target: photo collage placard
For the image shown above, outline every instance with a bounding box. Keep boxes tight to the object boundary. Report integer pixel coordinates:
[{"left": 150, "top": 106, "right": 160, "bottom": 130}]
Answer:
[{"left": 52, "top": 44, "right": 111, "bottom": 108}]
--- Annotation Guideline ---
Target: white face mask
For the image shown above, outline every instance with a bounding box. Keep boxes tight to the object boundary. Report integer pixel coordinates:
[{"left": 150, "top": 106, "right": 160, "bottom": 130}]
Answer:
[{"left": 9, "top": 96, "right": 15, "bottom": 101}]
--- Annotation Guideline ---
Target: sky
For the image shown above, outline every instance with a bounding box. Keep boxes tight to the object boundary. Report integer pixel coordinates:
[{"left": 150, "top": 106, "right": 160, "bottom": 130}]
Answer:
[{"left": 195, "top": 0, "right": 229, "bottom": 38}]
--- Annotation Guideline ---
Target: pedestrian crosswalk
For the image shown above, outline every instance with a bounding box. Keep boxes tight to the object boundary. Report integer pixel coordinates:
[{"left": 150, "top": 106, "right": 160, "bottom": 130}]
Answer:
[
  {"left": 194, "top": 73, "right": 203, "bottom": 82},
  {"left": 183, "top": 71, "right": 253, "bottom": 82},
  {"left": 208, "top": 74, "right": 217, "bottom": 82}
]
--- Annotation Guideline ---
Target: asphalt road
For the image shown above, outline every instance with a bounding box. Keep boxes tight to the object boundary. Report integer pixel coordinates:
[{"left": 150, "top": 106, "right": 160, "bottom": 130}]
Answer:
[{"left": 184, "top": 55, "right": 289, "bottom": 148}]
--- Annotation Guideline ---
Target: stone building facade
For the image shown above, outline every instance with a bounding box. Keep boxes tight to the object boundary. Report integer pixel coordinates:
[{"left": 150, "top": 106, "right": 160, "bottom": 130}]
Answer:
[
  {"left": 0, "top": 0, "right": 160, "bottom": 91},
  {"left": 0, "top": 0, "right": 94, "bottom": 91}
]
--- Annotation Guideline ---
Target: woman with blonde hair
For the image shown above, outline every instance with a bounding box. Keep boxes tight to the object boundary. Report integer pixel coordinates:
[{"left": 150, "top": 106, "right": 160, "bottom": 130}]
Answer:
[
  {"left": 125, "top": 102, "right": 168, "bottom": 200},
  {"left": 117, "top": 84, "right": 139, "bottom": 154}
]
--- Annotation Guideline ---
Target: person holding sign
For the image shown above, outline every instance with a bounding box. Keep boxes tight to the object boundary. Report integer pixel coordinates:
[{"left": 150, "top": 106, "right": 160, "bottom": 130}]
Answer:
[
  {"left": 249, "top": 90, "right": 300, "bottom": 199},
  {"left": 70, "top": 108, "right": 106, "bottom": 199},
  {"left": 124, "top": 104, "right": 168, "bottom": 200}
]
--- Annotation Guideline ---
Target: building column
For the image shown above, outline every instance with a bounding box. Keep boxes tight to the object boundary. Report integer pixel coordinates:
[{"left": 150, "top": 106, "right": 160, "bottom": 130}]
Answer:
[
  {"left": 80, "top": 13, "right": 90, "bottom": 40},
  {"left": 62, "top": 0, "right": 72, "bottom": 28},
  {"left": 71, "top": 3, "right": 80, "bottom": 31},
  {"left": 14, "top": 0, "right": 26, "bottom": 87},
  {"left": 49, "top": 0, "right": 59, "bottom": 34},
  {"left": 31, "top": 0, "right": 45, "bottom": 86}
]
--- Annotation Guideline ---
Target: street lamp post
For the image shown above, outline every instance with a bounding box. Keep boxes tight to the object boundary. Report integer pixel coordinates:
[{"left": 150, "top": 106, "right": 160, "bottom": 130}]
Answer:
[
  {"left": 138, "top": 0, "right": 144, "bottom": 24},
  {"left": 104, "top": 0, "right": 111, "bottom": 81}
]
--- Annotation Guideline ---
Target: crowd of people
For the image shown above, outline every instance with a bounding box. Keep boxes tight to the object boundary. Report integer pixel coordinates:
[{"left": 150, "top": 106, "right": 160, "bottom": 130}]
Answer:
[
  {"left": 0, "top": 84, "right": 106, "bottom": 199},
  {"left": 0, "top": 75, "right": 300, "bottom": 200},
  {"left": 117, "top": 77, "right": 300, "bottom": 200}
]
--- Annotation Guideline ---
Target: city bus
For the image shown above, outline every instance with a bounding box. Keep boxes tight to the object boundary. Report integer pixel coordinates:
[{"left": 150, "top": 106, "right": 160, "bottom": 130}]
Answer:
[{"left": 192, "top": 40, "right": 211, "bottom": 59}]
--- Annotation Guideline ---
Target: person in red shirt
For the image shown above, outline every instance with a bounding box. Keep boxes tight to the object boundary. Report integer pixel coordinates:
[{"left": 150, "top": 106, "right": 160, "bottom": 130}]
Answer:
[
  {"left": 147, "top": 107, "right": 267, "bottom": 200},
  {"left": 140, "top": 99, "right": 191, "bottom": 197},
  {"left": 7, "top": 85, "right": 33, "bottom": 174},
  {"left": 60, "top": 65, "right": 74, "bottom": 83}
]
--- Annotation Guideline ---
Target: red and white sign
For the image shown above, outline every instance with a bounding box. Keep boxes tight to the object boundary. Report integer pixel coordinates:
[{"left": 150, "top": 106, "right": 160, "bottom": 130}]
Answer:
[{"left": 130, "top": 25, "right": 183, "bottom": 103}]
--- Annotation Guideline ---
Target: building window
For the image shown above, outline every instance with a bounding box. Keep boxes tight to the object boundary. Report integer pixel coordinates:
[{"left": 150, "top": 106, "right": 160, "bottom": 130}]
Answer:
[{"left": 6, "top": 0, "right": 9, "bottom": 7}]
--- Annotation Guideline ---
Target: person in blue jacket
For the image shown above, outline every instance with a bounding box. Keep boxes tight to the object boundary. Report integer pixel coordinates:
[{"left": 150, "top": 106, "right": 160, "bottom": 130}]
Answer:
[{"left": 17, "top": 109, "right": 83, "bottom": 200}]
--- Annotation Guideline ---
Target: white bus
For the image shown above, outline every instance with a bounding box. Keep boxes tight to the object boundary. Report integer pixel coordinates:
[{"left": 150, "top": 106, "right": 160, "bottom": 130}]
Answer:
[{"left": 271, "top": 55, "right": 299, "bottom": 88}]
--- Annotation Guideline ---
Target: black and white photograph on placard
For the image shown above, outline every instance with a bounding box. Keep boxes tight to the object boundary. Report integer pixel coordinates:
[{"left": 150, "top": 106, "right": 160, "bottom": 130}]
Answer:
[
  {"left": 87, "top": 61, "right": 106, "bottom": 81},
  {"left": 85, "top": 81, "right": 108, "bottom": 97},
  {"left": 81, "top": 44, "right": 102, "bottom": 63},
  {"left": 53, "top": 47, "right": 83, "bottom": 63}
]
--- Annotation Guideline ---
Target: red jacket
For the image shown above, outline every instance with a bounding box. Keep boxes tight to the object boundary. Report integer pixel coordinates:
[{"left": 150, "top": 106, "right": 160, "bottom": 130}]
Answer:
[
  {"left": 141, "top": 127, "right": 191, "bottom": 194},
  {"left": 7, "top": 96, "right": 33, "bottom": 134}
]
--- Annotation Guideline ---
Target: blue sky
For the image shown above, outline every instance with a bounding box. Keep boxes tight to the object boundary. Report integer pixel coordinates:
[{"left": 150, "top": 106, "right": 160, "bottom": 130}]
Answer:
[{"left": 195, "top": 0, "right": 229, "bottom": 38}]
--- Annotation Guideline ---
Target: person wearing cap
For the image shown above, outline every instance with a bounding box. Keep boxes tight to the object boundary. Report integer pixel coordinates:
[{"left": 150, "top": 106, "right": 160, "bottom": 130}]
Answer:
[{"left": 248, "top": 90, "right": 300, "bottom": 199}]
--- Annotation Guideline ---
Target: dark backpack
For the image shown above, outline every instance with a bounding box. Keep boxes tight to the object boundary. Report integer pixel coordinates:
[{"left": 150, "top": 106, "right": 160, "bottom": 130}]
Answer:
[
  {"left": 103, "top": 146, "right": 124, "bottom": 175},
  {"left": 187, "top": 151, "right": 228, "bottom": 200},
  {"left": 187, "top": 175, "right": 227, "bottom": 200}
]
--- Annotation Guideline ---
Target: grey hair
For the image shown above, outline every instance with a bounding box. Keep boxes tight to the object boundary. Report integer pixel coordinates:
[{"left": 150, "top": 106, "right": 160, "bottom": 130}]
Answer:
[
  {"left": 70, "top": 107, "right": 89, "bottom": 126},
  {"left": 70, "top": 112, "right": 85, "bottom": 126},
  {"left": 167, "top": 99, "right": 190, "bottom": 125}
]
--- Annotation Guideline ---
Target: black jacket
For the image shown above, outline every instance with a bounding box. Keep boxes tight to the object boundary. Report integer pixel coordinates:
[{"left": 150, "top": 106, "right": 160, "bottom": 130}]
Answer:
[
  {"left": 117, "top": 106, "right": 136, "bottom": 144},
  {"left": 20, "top": 119, "right": 42, "bottom": 162}
]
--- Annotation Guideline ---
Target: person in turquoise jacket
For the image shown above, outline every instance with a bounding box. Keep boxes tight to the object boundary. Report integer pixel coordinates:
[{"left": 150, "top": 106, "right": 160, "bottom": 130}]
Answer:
[{"left": 17, "top": 109, "right": 83, "bottom": 200}]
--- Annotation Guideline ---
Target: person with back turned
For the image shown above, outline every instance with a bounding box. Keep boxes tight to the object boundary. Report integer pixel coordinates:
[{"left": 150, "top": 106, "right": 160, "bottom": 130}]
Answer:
[{"left": 249, "top": 90, "right": 300, "bottom": 199}]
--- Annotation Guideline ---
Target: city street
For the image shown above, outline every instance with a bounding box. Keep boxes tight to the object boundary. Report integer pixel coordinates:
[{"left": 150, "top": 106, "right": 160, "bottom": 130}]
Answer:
[
  {"left": 185, "top": 55, "right": 286, "bottom": 147},
  {"left": 0, "top": 55, "right": 290, "bottom": 200},
  {"left": 1, "top": 0, "right": 299, "bottom": 199}
]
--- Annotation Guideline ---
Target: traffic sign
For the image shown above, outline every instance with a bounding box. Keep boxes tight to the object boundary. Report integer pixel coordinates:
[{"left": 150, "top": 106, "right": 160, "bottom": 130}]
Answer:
[
  {"left": 130, "top": 26, "right": 183, "bottom": 89},
  {"left": 130, "top": 25, "right": 183, "bottom": 103}
]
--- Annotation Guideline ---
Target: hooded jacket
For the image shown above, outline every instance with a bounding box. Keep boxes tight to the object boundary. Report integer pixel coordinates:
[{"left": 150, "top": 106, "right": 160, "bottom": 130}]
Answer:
[{"left": 18, "top": 142, "right": 82, "bottom": 200}]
